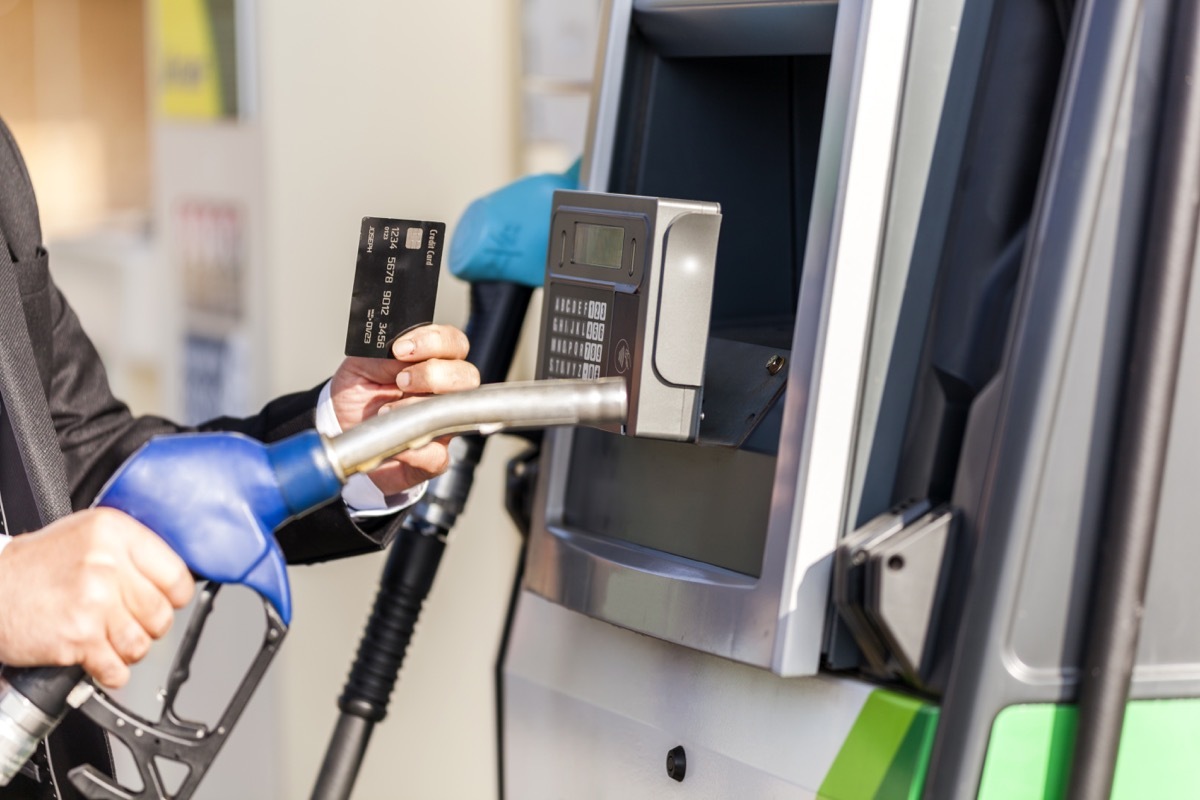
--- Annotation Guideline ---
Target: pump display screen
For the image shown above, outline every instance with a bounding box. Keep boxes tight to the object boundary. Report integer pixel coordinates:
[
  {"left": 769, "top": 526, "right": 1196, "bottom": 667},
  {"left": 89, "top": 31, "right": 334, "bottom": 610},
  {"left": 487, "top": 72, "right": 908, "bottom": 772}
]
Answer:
[{"left": 573, "top": 222, "right": 625, "bottom": 269}]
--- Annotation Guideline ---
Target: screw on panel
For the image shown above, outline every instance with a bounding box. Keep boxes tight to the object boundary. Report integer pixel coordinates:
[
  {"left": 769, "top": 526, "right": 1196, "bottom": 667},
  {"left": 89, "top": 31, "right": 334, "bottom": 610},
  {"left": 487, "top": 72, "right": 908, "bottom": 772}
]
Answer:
[
  {"left": 666, "top": 745, "right": 687, "bottom": 782},
  {"left": 766, "top": 355, "right": 786, "bottom": 375}
]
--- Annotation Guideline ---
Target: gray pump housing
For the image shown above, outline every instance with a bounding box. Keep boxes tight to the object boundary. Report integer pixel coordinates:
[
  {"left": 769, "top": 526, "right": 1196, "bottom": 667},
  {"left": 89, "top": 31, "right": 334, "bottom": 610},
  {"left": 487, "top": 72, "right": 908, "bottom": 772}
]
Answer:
[{"left": 536, "top": 190, "right": 721, "bottom": 441}]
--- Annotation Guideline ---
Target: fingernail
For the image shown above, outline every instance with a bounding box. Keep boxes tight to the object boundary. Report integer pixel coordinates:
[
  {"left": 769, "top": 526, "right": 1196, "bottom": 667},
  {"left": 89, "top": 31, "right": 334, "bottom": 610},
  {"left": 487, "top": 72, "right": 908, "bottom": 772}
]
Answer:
[
  {"left": 395, "top": 371, "right": 411, "bottom": 389},
  {"left": 393, "top": 339, "right": 416, "bottom": 358},
  {"left": 378, "top": 404, "right": 393, "bottom": 415}
]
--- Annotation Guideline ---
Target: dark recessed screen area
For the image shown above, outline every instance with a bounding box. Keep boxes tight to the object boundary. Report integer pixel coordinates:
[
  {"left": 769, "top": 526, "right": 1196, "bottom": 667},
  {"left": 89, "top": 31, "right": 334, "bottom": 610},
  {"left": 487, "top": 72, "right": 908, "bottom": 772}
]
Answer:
[
  {"left": 558, "top": 43, "right": 831, "bottom": 574},
  {"left": 610, "top": 45, "right": 829, "bottom": 349},
  {"left": 562, "top": 428, "right": 776, "bottom": 577}
]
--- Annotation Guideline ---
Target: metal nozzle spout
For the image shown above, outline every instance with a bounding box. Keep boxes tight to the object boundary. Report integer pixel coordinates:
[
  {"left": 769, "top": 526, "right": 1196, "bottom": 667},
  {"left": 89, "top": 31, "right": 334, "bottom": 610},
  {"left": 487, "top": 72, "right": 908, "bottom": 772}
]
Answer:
[{"left": 323, "top": 377, "right": 627, "bottom": 479}]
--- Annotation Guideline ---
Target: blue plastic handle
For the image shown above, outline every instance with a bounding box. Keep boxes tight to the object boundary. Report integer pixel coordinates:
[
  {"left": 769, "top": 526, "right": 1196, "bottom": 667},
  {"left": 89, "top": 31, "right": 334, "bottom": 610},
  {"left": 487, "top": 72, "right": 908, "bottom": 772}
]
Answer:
[
  {"left": 448, "top": 159, "right": 581, "bottom": 287},
  {"left": 94, "top": 431, "right": 342, "bottom": 625}
]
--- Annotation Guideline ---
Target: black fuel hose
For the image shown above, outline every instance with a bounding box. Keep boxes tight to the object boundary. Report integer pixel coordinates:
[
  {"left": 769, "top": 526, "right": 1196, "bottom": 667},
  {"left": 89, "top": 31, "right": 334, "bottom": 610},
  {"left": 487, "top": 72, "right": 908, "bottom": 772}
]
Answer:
[{"left": 311, "top": 281, "right": 533, "bottom": 800}]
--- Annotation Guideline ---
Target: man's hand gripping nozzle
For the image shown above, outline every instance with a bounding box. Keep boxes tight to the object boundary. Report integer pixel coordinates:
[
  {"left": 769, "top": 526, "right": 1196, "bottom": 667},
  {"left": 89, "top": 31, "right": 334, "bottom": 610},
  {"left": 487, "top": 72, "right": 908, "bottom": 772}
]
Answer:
[{"left": 0, "top": 378, "right": 626, "bottom": 800}]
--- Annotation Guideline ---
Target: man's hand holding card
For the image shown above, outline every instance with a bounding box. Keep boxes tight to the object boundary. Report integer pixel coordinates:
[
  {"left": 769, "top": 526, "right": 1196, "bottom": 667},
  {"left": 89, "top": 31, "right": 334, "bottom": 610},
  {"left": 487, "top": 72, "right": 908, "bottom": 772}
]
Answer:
[
  {"left": 329, "top": 217, "right": 481, "bottom": 498},
  {"left": 331, "top": 325, "right": 480, "bottom": 495}
]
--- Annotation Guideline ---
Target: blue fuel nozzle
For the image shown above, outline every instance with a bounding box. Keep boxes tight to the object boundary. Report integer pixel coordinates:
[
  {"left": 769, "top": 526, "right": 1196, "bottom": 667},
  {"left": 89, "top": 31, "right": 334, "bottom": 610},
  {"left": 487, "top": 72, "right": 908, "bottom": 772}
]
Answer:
[
  {"left": 448, "top": 159, "right": 581, "bottom": 287},
  {"left": 96, "top": 431, "right": 341, "bottom": 625}
]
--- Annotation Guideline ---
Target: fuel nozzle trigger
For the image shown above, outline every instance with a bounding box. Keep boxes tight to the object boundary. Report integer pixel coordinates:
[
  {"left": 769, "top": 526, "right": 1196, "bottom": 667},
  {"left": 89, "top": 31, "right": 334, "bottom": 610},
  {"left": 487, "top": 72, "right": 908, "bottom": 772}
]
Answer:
[
  {"left": 66, "top": 583, "right": 286, "bottom": 800},
  {"left": 67, "top": 432, "right": 339, "bottom": 800}
]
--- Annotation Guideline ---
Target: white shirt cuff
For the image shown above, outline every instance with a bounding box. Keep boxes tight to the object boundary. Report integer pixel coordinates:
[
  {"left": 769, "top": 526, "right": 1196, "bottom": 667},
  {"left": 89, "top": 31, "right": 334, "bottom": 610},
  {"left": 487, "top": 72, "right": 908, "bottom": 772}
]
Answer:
[
  {"left": 316, "top": 381, "right": 427, "bottom": 517},
  {"left": 0, "top": 535, "right": 12, "bottom": 558}
]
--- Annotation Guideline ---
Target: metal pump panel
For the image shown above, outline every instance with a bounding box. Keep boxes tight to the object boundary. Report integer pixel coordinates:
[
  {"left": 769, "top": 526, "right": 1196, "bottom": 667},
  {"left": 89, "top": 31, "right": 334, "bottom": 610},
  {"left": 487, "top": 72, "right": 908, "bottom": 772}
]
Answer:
[{"left": 535, "top": 191, "right": 721, "bottom": 441}]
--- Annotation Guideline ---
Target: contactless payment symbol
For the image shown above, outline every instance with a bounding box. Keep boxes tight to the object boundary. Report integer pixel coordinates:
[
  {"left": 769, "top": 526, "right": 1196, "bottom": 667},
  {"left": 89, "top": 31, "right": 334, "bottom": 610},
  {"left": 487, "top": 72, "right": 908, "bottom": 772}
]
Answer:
[{"left": 615, "top": 339, "right": 632, "bottom": 374}]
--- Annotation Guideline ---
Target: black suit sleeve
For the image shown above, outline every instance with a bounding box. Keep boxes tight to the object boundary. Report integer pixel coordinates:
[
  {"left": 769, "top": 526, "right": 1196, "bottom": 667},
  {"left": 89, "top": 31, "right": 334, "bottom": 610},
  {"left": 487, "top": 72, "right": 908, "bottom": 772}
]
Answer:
[{"left": 43, "top": 280, "right": 398, "bottom": 565}]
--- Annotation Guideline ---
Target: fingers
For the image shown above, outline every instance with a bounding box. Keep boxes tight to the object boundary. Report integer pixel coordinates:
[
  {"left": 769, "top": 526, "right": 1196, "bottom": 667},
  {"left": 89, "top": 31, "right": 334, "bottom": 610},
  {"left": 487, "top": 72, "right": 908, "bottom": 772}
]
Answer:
[
  {"left": 394, "top": 358, "right": 480, "bottom": 395},
  {"left": 81, "top": 643, "right": 131, "bottom": 690},
  {"left": 124, "top": 527, "right": 195, "bottom": 609},
  {"left": 72, "top": 600, "right": 145, "bottom": 689},
  {"left": 331, "top": 355, "right": 404, "bottom": 388},
  {"left": 399, "top": 438, "right": 453, "bottom": 476},
  {"left": 330, "top": 325, "right": 475, "bottom": 434},
  {"left": 90, "top": 513, "right": 188, "bottom": 685},
  {"left": 367, "top": 438, "right": 452, "bottom": 496},
  {"left": 119, "top": 570, "right": 176, "bottom": 640},
  {"left": 0, "top": 510, "right": 191, "bottom": 688},
  {"left": 106, "top": 607, "right": 152, "bottom": 667},
  {"left": 391, "top": 324, "right": 470, "bottom": 363}
]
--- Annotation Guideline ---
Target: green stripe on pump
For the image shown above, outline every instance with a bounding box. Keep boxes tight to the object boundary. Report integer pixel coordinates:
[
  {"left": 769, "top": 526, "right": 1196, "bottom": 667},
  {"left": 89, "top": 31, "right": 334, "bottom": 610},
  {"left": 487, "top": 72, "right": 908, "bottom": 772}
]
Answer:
[
  {"left": 818, "top": 690, "right": 939, "bottom": 799},
  {"left": 978, "top": 699, "right": 1200, "bottom": 798}
]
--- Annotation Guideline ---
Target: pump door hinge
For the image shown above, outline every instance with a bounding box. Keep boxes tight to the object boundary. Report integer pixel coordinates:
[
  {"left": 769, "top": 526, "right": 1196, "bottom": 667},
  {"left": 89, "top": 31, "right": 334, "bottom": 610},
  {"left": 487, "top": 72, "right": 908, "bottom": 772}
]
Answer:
[{"left": 832, "top": 502, "right": 957, "bottom": 691}]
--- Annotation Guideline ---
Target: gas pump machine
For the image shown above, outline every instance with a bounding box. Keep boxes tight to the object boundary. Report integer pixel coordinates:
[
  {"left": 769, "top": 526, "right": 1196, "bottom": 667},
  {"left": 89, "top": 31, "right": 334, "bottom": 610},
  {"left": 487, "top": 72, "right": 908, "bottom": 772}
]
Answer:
[{"left": 499, "top": 0, "right": 1200, "bottom": 797}]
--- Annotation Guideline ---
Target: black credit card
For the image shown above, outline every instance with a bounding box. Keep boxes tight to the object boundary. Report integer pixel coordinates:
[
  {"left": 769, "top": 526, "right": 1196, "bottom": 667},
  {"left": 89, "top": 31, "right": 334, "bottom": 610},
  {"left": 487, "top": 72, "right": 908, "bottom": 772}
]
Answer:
[{"left": 344, "top": 217, "right": 443, "bottom": 358}]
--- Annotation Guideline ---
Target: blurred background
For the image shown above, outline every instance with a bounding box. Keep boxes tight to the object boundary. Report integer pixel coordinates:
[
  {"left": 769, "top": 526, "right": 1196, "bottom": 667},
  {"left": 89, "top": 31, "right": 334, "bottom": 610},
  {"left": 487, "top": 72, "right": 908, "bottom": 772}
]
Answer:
[{"left": 0, "top": 0, "right": 600, "bottom": 796}]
